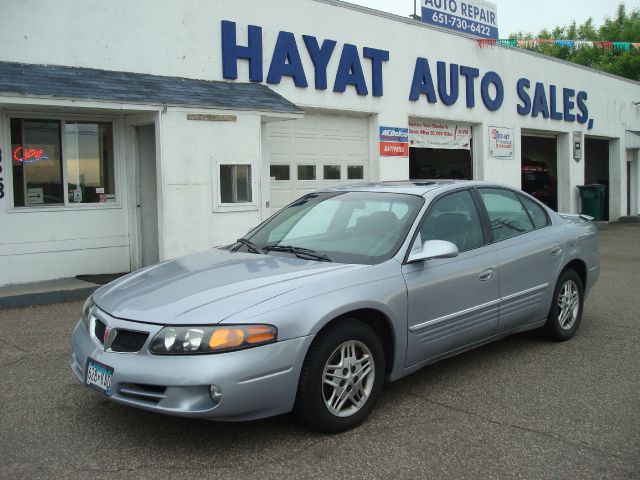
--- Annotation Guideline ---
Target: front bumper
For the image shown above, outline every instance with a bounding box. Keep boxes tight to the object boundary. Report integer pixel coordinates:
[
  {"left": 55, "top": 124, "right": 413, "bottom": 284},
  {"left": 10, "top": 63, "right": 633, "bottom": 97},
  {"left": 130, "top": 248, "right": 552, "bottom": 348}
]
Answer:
[{"left": 70, "top": 310, "right": 314, "bottom": 421}]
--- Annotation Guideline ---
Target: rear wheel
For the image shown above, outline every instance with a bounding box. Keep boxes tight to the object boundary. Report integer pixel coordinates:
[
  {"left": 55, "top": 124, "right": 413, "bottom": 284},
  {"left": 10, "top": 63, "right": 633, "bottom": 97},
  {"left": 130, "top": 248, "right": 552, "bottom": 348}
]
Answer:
[
  {"left": 543, "top": 269, "right": 584, "bottom": 341},
  {"left": 295, "top": 318, "right": 385, "bottom": 433}
]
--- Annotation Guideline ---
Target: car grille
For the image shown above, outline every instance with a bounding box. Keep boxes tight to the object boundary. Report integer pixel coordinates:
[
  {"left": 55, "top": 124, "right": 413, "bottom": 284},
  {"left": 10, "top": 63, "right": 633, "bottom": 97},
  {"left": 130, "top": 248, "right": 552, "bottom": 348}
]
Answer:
[
  {"left": 93, "top": 319, "right": 149, "bottom": 353},
  {"left": 94, "top": 319, "right": 106, "bottom": 346},
  {"left": 112, "top": 330, "right": 149, "bottom": 353}
]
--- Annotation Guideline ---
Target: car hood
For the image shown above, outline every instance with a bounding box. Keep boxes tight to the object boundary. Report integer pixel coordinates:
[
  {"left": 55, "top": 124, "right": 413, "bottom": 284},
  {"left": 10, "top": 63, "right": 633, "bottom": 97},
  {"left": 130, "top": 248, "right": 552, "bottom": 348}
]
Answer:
[{"left": 94, "top": 248, "right": 366, "bottom": 325}]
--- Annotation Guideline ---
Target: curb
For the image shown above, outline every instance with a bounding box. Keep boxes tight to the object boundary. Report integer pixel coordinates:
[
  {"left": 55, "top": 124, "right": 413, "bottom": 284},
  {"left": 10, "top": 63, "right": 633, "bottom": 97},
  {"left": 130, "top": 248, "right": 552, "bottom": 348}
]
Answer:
[{"left": 0, "top": 286, "right": 99, "bottom": 310}]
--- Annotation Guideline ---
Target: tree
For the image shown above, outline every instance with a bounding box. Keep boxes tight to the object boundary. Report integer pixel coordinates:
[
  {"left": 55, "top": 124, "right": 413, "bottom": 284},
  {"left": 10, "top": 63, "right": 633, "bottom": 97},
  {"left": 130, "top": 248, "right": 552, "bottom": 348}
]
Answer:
[{"left": 510, "top": 3, "right": 640, "bottom": 81}]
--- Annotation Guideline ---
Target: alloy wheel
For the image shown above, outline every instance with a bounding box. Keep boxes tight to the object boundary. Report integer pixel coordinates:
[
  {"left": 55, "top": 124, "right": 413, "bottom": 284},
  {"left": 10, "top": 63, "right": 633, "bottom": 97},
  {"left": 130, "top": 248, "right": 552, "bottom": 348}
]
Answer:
[
  {"left": 322, "top": 340, "right": 375, "bottom": 417},
  {"left": 557, "top": 280, "right": 580, "bottom": 330}
]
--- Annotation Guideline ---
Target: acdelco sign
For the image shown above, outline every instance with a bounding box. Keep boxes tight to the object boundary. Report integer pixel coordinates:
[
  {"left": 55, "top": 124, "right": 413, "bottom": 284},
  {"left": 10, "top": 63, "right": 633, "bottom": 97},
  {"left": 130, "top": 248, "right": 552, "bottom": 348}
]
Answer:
[{"left": 379, "top": 127, "right": 409, "bottom": 157}]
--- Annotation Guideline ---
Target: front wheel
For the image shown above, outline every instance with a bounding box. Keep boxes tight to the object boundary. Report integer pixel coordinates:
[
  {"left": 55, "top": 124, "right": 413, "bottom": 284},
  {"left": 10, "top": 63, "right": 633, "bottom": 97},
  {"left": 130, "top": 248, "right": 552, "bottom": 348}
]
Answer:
[
  {"left": 295, "top": 319, "right": 385, "bottom": 433},
  {"left": 543, "top": 269, "right": 584, "bottom": 341}
]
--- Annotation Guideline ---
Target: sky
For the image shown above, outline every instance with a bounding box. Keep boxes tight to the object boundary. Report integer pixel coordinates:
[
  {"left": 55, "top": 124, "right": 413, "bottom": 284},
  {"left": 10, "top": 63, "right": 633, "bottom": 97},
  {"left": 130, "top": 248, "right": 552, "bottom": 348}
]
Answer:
[{"left": 344, "top": 0, "right": 640, "bottom": 37}]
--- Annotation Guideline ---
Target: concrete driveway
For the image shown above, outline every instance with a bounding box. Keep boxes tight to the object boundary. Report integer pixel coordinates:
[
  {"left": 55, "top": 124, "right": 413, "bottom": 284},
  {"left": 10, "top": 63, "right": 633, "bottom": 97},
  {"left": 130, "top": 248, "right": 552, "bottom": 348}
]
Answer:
[{"left": 1, "top": 225, "right": 638, "bottom": 479}]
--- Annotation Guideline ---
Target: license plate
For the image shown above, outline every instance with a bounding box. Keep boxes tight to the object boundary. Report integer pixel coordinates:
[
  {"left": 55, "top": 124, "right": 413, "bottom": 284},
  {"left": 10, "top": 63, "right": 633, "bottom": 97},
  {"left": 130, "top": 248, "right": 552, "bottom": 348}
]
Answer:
[{"left": 86, "top": 360, "right": 114, "bottom": 396}]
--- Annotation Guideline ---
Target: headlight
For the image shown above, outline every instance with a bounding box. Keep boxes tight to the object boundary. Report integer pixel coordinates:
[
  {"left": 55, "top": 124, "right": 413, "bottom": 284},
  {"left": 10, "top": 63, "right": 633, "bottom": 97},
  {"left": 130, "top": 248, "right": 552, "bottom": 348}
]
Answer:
[
  {"left": 81, "top": 296, "right": 96, "bottom": 330},
  {"left": 149, "top": 325, "right": 277, "bottom": 355}
]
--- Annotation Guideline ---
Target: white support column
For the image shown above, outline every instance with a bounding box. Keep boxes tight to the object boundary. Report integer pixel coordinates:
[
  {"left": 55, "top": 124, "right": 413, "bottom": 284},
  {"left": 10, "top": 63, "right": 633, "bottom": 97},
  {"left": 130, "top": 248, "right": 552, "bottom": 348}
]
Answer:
[
  {"left": 471, "top": 123, "right": 487, "bottom": 181},
  {"left": 378, "top": 114, "right": 409, "bottom": 181},
  {"left": 629, "top": 149, "right": 639, "bottom": 215},
  {"left": 609, "top": 139, "right": 624, "bottom": 221},
  {"left": 557, "top": 132, "right": 583, "bottom": 214}
]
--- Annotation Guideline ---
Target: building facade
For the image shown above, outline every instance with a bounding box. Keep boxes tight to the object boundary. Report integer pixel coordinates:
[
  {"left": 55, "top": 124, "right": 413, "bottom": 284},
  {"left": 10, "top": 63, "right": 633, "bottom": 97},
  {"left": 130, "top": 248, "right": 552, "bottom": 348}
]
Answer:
[{"left": 0, "top": 0, "right": 639, "bottom": 285}]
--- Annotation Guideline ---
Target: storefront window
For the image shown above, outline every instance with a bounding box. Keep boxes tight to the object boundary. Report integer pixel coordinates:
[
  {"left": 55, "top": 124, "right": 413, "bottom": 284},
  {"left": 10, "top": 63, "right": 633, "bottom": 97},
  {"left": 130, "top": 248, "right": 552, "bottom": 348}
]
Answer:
[
  {"left": 11, "top": 119, "right": 63, "bottom": 207},
  {"left": 65, "top": 122, "right": 115, "bottom": 203},
  {"left": 10, "top": 117, "right": 116, "bottom": 208},
  {"left": 220, "top": 164, "right": 252, "bottom": 203}
]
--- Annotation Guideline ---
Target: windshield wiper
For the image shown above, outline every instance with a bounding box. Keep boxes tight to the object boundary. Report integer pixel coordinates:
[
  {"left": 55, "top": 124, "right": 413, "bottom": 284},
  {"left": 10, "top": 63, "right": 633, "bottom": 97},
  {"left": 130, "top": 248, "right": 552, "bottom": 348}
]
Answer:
[
  {"left": 235, "top": 238, "right": 262, "bottom": 254},
  {"left": 263, "top": 245, "right": 332, "bottom": 262}
]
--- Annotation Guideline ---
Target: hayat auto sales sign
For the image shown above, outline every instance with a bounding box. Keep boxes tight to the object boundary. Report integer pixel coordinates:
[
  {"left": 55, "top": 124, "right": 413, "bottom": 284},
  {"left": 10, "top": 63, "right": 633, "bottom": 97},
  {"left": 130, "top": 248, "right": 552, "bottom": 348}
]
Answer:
[
  {"left": 489, "top": 126, "right": 514, "bottom": 158},
  {"left": 409, "top": 120, "right": 471, "bottom": 150},
  {"left": 422, "top": 0, "right": 499, "bottom": 40},
  {"left": 379, "top": 127, "right": 409, "bottom": 157}
]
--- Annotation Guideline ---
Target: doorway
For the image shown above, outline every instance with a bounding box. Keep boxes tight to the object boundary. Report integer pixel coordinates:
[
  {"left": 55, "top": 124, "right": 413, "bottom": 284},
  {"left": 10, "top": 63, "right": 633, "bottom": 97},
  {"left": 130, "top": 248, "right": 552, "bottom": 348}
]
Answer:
[
  {"left": 585, "top": 138, "right": 610, "bottom": 221},
  {"left": 409, "top": 148, "right": 472, "bottom": 180},
  {"left": 135, "top": 124, "right": 159, "bottom": 267},
  {"left": 521, "top": 135, "right": 558, "bottom": 211}
]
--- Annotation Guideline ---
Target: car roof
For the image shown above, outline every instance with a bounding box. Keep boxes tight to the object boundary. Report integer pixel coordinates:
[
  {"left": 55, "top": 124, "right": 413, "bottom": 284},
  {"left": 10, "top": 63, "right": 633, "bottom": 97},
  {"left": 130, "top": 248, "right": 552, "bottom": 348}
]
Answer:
[{"left": 321, "top": 180, "right": 512, "bottom": 197}]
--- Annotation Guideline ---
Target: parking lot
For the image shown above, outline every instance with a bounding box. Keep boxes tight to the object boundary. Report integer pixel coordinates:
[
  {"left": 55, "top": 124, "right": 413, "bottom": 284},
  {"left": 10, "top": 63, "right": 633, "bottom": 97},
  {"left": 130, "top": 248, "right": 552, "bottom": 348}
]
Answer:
[{"left": 0, "top": 224, "right": 638, "bottom": 480}]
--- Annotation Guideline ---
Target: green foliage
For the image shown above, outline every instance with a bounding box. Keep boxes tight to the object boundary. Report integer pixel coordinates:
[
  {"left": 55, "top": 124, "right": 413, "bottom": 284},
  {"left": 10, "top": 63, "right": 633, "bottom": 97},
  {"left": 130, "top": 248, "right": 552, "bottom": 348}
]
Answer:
[{"left": 510, "top": 3, "right": 640, "bottom": 81}]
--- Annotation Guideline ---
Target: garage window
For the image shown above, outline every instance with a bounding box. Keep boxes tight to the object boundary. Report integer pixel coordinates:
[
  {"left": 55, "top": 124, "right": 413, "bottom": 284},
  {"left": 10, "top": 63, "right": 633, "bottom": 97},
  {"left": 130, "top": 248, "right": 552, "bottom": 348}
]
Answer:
[
  {"left": 270, "top": 165, "right": 290, "bottom": 181},
  {"left": 324, "top": 165, "right": 341, "bottom": 180},
  {"left": 298, "top": 165, "right": 316, "bottom": 181},
  {"left": 348, "top": 165, "right": 364, "bottom": 180},
  {"left": 220, "top": 164, "right": 252, "bottom": 203},
  {"left": 10, "top": 117, "right": 116, "bottom": 207}
]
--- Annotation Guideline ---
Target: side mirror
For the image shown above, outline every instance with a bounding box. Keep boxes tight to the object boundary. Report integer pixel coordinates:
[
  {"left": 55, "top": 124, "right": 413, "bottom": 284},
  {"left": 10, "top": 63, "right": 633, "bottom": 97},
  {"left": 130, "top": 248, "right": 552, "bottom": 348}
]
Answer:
[{"left": 407, "top": 240, "right": 459, "bottom": 264}]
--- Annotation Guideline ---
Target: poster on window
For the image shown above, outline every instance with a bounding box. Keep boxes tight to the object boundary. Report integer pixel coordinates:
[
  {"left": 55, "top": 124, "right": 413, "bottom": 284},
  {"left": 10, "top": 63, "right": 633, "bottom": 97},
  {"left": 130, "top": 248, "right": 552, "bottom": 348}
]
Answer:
[
  {"left": 488, "top": 126, "right": 514, "bottom": 158},
  {"left": 409, "top": 121, "right": 471, "bottom": 150}
]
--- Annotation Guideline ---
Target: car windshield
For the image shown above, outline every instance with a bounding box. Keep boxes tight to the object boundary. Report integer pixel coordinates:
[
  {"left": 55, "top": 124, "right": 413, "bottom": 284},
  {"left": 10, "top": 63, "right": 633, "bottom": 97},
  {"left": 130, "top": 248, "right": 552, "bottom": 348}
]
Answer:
[{"left": 234, "top": 191, "right": 424, "bottom": 265}]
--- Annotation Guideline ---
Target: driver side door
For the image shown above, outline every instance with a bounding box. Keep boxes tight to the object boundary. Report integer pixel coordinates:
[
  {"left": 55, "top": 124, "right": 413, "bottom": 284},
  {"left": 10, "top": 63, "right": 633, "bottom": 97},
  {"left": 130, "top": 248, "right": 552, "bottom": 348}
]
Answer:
[{"left": 402, "top": 189, "right": 500, "bottom": 367}]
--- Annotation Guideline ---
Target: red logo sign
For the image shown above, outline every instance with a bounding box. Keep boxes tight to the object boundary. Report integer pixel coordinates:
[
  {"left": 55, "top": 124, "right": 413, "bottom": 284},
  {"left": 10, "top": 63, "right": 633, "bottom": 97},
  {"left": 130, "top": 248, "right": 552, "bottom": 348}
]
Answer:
[
  {"left": 379, "top": 141, "right": 409, "bottom": 157},
  {"left": 13, "top": 146, "right": 48, "bottom": 163}
]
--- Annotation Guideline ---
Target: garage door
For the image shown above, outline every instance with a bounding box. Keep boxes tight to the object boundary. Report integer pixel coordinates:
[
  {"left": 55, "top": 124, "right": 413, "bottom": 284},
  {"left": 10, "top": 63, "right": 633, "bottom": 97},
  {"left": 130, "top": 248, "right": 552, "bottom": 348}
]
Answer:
[{"left": 267, "top": 112, "right": 371, "bottom": 211}]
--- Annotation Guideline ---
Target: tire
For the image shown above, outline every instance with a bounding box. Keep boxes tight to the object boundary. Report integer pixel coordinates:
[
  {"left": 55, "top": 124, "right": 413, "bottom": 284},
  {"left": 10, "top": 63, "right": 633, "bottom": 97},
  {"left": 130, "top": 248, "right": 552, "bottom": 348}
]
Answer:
[
  {"left": 543, "top": 269, "right": 584, "bottom": 341},
  {"left": 295, "top": 318, "right": 385, "bottom": 433}
]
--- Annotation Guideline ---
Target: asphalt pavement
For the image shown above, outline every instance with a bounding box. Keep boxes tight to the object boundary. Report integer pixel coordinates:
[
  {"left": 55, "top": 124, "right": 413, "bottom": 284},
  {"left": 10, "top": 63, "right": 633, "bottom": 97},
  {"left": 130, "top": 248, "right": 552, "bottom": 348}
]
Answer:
[{"left": 1, "top": 224, "right": 638, "bottom": 479}]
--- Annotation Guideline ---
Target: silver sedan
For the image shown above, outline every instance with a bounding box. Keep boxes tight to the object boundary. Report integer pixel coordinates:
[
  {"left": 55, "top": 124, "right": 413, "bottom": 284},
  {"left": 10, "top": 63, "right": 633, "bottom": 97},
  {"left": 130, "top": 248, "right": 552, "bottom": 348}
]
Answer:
[{"left": 70, "top": 181, "right": 599, "bottom": 432}]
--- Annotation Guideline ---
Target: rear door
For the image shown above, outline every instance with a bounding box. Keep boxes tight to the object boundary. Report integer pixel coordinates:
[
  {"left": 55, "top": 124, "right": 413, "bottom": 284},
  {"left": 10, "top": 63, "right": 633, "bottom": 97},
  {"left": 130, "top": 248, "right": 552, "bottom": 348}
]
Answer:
[
  {"left": 402, "top": 189, "right": 500, "bottom": 367},
  {"left": 476, "top": 188, "right": 564, "bottom": 332}
]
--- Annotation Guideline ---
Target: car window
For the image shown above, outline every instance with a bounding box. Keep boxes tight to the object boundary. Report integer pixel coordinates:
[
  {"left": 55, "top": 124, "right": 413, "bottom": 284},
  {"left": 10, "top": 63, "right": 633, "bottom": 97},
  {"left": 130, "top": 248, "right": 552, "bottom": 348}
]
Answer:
[
  {"left": 269, "top": 200, "right": 340, "bottom": 242},
  {"left": 479, "top": 188, "right": 535, "bottom": 242},
  {"left": 419, "top": 190, "right": 484, "bottom": 252},
  {"left": 247, "top": 192, "right": 424, "bottom": 265},
  {"left": 519, "top": 194, "right": 550, "bottom": 229}
]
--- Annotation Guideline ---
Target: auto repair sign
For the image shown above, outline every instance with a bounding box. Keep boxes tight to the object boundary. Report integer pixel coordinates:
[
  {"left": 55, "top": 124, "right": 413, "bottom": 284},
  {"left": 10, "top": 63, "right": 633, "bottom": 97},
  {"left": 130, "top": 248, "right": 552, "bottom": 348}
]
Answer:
[{"left": 380, "top": 127, "right": 409, "bottom": 157}]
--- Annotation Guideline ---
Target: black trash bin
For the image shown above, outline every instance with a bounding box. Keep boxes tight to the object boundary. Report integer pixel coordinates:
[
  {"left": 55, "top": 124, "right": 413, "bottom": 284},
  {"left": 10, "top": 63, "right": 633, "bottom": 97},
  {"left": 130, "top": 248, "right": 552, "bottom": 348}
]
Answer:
[{"left": 577, "top": 185, "right": 606, "bottom": 221}]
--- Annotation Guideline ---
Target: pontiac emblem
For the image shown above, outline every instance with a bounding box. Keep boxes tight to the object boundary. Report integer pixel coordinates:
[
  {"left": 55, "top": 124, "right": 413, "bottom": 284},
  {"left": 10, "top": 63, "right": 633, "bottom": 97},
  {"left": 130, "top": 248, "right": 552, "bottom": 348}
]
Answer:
[{"left": 103, "top": 327, "right": 117, "bottom": 351}]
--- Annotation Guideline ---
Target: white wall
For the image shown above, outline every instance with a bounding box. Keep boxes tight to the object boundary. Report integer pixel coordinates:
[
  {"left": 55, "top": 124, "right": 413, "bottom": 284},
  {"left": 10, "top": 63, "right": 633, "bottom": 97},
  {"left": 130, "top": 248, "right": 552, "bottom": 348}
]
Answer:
[{"left": 158, "top": 109, "right": 264, "bottom": 258}]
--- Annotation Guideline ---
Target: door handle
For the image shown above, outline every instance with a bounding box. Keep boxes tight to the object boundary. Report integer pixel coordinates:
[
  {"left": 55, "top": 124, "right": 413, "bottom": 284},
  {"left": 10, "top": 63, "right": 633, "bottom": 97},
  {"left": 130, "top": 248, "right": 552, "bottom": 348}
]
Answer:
[
  {"left": 479, "top": 268, "right": 495, "bottom": 282},
  {"left": 550, "top": 245, "right": 563, "bottom": 257}
]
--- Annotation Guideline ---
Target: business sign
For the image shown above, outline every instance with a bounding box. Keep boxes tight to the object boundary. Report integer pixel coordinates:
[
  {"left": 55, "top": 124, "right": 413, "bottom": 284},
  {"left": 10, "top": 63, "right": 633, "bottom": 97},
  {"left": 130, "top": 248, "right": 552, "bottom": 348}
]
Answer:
[
  {"left": 488, "top": 126, "right": 514, "bottom": 158},
  {"left": 409, "top": 120, "right": 471, "bottom": 150},
  {"left": 421, "top": 0, "right": 499, "bottom": 39},
  {"left": 221, "top": 21, "right": 596, "bottom": 130},
  {"left": 379, "top": 126, "right": 409, "bottom": 157}
]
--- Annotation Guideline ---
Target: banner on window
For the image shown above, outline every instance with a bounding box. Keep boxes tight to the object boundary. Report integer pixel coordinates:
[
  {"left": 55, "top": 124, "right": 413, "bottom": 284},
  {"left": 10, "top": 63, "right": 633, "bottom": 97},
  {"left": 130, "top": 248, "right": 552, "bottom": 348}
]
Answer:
[
  {"left": 488, "top": 126, "right": 514, "bottom": 158},
  {"left": 409, "top": 120, "right": 471, "bottom": 150}
]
